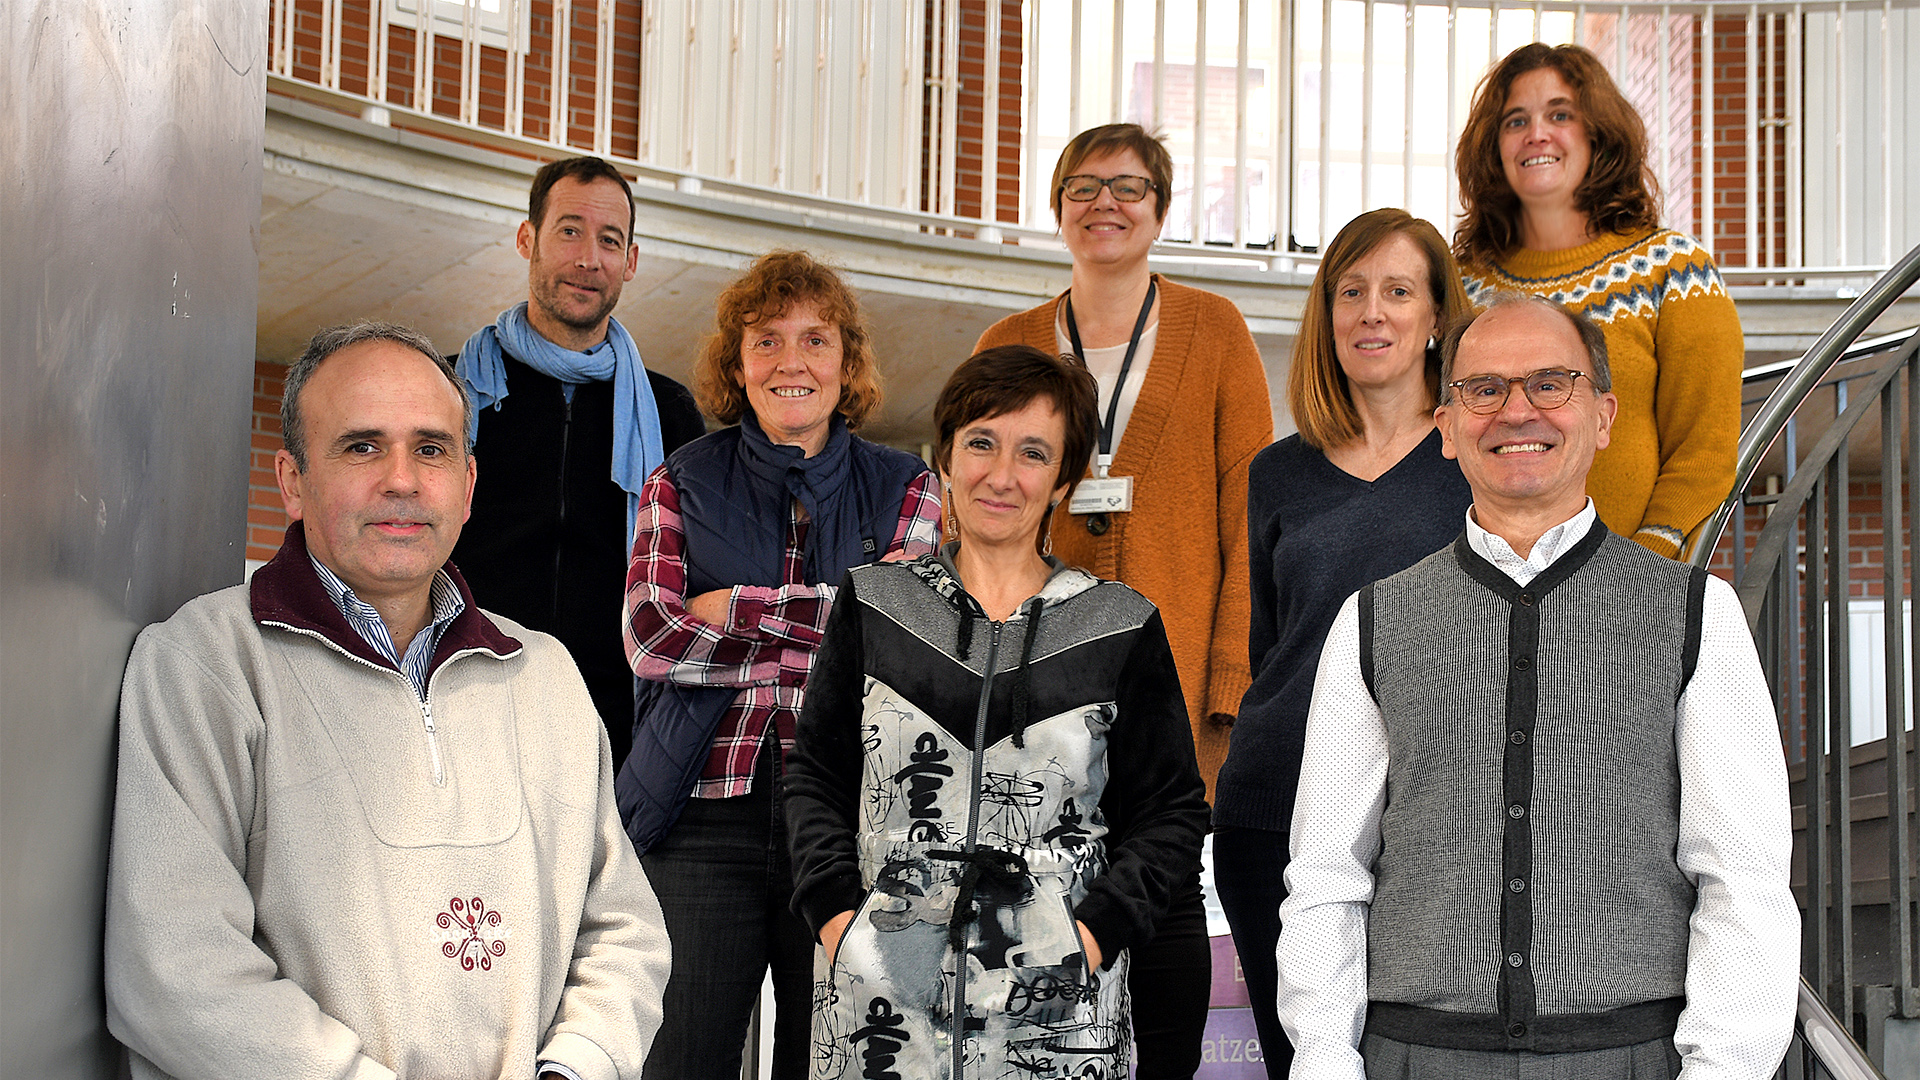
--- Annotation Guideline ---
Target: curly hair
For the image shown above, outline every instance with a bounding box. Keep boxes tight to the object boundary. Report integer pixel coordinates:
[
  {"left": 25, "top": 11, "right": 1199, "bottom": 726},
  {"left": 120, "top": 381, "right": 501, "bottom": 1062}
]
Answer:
[
  {"left": 1453, "top": 43, "right": 1661, "bottom": 266},
  {"left": 694, "top": 250, "right": 882, "bottom": 429},
  {"left": 1289, "top": 209, "right": 1474, "bottom": 449}
]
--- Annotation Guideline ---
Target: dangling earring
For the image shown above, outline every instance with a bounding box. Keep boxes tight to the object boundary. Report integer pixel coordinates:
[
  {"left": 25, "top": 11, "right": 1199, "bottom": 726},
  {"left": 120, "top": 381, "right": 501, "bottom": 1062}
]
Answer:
[
  {"left": 1042, "top": 502, "right": 1057, "bottom": 558},
  {"left": 942, "top": 481, "right": 956, "bottom": 543}
]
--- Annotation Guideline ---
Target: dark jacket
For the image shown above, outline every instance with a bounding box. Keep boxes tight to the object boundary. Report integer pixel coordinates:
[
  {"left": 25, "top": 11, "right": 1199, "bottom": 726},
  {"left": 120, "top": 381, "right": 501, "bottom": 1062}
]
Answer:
[
  {"left": 451, "top": 354, "right": 705, "bottom": 769},
  {"left": 615, "top": 415, "right": 928, "bottom": 854}
]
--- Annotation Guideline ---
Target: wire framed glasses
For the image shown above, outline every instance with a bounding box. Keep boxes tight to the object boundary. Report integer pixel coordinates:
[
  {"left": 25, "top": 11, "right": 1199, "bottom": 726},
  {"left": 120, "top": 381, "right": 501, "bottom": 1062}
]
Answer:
[{"left": 1446, "top": 369, "right": 1593, "bottom": 414}]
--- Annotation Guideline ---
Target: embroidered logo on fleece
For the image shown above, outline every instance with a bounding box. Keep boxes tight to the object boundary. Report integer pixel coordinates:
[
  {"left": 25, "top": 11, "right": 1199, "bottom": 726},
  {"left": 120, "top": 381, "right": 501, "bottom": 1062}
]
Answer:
[{"left": 437, "top": 897, "right": 508, "bottom": 971}]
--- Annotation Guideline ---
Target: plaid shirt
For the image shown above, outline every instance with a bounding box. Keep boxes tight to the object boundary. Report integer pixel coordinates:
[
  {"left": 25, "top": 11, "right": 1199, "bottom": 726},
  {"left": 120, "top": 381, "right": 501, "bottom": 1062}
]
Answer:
[{"left": 624, "top": 466, "right": 941, "bottom": 796}]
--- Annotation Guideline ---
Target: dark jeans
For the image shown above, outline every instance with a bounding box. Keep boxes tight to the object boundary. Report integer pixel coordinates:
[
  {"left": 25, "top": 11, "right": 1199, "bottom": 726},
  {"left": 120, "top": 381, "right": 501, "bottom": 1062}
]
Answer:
[
  {"left": 1213, "top": 825, "right": 1295, "bottom": 1080},
  {"left": 639, "top": 748, "right": 813, "bottom": 1080},
  {"left": 1129, "top": 871, "right": 1213, "bottom": 1079}
]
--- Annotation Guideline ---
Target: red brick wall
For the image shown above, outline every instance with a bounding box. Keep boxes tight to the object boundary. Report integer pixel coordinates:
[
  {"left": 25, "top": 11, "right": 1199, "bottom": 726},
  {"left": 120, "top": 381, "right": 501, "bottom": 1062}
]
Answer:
[
  {"left": 921, "top": 0, "right": 1024, "bottom": 225},
  {"left": 249, "top": 361, "right": 291, "bottom": 565},
  {"left": 1702, "top": 478, "right": 1913, "bottom": 600},
  {"left": 1694, "top": 13, "right": 1791, "bottom": 267}
]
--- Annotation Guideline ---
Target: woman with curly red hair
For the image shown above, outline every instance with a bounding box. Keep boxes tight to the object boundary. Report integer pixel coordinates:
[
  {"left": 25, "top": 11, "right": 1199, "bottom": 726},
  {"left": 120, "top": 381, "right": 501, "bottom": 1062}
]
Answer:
[{"left": 1454, "top": 43, "right": 1742, "bottom": 558}]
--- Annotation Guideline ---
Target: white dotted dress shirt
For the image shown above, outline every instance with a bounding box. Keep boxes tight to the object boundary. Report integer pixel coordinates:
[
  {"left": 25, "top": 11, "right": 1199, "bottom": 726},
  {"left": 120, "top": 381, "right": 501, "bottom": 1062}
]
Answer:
[{"left": 1275, "top": 501, "right": 1800, "bottom": 1080}]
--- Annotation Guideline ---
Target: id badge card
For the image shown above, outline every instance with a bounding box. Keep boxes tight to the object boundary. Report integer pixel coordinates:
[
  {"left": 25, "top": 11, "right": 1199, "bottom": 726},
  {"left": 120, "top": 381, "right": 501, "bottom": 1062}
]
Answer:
[{"left": 1070, "top": 476, "right": 1134, "bottom": 515}]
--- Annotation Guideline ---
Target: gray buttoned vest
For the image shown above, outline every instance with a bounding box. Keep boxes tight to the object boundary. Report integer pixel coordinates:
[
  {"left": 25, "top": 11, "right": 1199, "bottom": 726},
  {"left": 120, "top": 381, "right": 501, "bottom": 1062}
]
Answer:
[{"left": 1359, "top": 521, "right": 1708, "bottom": 1053}]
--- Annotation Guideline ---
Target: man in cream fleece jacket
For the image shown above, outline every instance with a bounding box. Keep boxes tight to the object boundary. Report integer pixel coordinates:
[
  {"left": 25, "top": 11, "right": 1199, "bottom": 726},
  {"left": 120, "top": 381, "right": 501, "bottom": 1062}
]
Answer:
[{"left": 105, "top": 322, "right": 670, "bottom": 1080}]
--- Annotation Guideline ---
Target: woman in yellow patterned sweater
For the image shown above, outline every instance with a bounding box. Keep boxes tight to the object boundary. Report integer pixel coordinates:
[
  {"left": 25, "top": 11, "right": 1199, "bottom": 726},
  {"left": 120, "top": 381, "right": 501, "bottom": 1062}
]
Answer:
[{"left": 1453, "top": 43, "right": 1741, "bottom": 557}]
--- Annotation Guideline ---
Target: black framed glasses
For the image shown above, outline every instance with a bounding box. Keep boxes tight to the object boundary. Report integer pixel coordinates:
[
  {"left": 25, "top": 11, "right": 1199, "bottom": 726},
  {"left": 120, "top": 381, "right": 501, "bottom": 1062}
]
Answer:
[
  {"left": 1446, "top": 368, "right": 1593, "bottom": 414},
  {"left": 1059, "top": 175, "right": 1157, "bottom": 202}
]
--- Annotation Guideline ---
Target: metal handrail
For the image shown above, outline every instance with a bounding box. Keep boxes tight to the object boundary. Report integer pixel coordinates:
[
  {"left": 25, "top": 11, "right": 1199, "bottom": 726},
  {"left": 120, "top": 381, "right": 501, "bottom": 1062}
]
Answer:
[
  {"left": 1794, "top": 978, "right": 1886, "bottom": 1079},
  {"left": 1690, "top": 243, "right": 1920, "bottom": 564}
]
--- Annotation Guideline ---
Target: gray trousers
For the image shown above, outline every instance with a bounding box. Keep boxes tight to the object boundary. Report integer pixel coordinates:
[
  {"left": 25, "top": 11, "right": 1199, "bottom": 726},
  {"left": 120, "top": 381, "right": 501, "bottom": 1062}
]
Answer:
[{"left": 1361, "top": 1033, "right": 1683, "bottom": 1080}]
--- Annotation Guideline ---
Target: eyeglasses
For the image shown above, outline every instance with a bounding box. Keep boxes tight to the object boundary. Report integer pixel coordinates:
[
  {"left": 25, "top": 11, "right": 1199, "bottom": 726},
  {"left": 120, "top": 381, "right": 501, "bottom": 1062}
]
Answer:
[
  {"left": 1446, "top": 368, "right": 1593, "bottom": 414},
  {"left": 1059, "top": 175, "right": 1157, "bottom": 202}
]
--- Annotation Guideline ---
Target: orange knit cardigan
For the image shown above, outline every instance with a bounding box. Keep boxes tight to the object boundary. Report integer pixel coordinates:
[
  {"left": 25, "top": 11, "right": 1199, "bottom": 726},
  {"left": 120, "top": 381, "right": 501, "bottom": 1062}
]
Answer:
[{"left": 977, "top": 276, "right": 1273, "bottom": 799}]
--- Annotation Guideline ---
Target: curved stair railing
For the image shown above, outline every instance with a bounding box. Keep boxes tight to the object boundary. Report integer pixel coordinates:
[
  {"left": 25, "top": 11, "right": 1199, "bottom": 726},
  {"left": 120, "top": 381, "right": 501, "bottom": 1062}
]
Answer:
[{"left": 1691, "top": 243, "right": 1920, "bottom": 1079}]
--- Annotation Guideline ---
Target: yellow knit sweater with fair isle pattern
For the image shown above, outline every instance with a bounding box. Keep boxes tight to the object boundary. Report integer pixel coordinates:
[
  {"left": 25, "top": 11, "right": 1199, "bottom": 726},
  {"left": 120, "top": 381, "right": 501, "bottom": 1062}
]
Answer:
[{"left": 1461, "top": 229, "right": 1743, "bottom": 558}]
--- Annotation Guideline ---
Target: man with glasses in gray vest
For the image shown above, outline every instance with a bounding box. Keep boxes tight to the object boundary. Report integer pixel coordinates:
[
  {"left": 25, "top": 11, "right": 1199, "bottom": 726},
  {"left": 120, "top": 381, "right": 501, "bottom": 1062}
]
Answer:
[{"left": 1275, "top": 293, "right": 1797, "bottom": 1080}]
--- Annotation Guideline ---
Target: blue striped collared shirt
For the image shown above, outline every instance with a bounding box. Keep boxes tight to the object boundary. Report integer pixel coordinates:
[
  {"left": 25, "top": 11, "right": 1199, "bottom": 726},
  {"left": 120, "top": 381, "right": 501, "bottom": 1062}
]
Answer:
[{"left": 309, "top": 556, "right": 466, "bottom": 699}]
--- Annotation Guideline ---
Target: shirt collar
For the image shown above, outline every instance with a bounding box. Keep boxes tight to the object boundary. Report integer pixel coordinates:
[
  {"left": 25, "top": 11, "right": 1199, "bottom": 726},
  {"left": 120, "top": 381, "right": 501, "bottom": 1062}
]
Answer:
[
  {"left": 308, "top": 555, "right": 466, "bottom": 647},
  {"left": 1464, "top": 498, "right": 1598, "bottom": 585}
]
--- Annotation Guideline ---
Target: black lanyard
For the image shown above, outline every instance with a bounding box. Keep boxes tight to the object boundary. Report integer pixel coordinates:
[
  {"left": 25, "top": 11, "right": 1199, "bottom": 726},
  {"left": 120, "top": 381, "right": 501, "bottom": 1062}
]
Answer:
[{"left": 1063, "top": 278, "right": 1157, "bottom": 478}]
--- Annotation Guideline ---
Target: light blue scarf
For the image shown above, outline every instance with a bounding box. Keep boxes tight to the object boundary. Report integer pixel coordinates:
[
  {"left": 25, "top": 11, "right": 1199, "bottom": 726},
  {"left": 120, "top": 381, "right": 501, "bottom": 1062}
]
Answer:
[{"left": 456, "top": 302, "right": 665, "bottom": 547}]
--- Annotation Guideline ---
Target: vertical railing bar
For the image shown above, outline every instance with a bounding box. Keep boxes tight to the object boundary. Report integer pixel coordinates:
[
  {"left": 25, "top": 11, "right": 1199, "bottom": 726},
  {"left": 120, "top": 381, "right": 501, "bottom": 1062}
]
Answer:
[
  {"left": 816, "top": 0, "right": 833, "bottom": 197},
  {"left": 1152, "top": 0, "right": 1166, "bottom": 132},
  {"left": 1233, "top": 0, "right": 1249, "bottom": 248},
  {"left": 1402, "top": 0, "right": 1415, "bottom": 213},
  {"left": 1532, "top": 0, "right": 1542, "bottom": 41},
  {"left": 506, "top": 0, "right": 523, "bottom": 136},
  {"left": 858, "top": 0, "right": 874, "bottom": 202},
  {"left": 1745, "top": 4, "right": 1758, "bottom": 268},
  {"left": 1613, "top": 3, "right": 1627, "bottom": 102},
  {"left": 1193, "top": 0, "right": 1208, "bottom": 243},
  {"left": 1490, "top": 0, "right": 1501, "bottom": 73},
  {"left": 1361, "top": 0, "right": 1375, "bottom": 214},
  {"left": 683, "top": 1, "right": 702, "bottom": 172},
  {"left": 1808, "top": 470, "right": 1833, "bottom": 1012},
  {"left": 1906, "top": 349, "right": 1920, "bottom": 1016},
  {"left": 1834, "top": 0, "right": 1847, "bottom": 266},
  {"left": 593, "top": 0, "right": 612, "bottom": 154},
  {"left": 415, "top": 0, "right": 432, "bottom": 115},
  {"left": 272, "top": 0, "right": 286, "bottom": 78},
  {"left": 1828, "top": 438, "right": 1857, "bottom": 1026},
  {"left": 1763, "top": 10, "right": 1775, "bottom": 266},
  {"left": 983, "top": 0, "right": 1002, "bottom": 223},
  {"left": 1573, "top": 0, "right": 1586, "bottom": 49},
  {"left": 1070, "top": 0, "right": 1084, "bottom": 137},
  {"left": 325, "top": 0, "right": 339, "bottom": 90},
  {"left": 904, "top": 0, "right": 922, "bottom": 210},
  {"left": 1274, "top": 0, "right": 1291, "bottom": 256},
  {"left": 1884, "top": 361, "right": 1915, "bottom": 1018},
  {"left": 1446, "top": 0, "right": 1459, "bottom": 250},
  {"left": 1024, "top": 0, "right": 1041, "bottom": 224},
  {"left": 1786, "top": 4, "right": 1802, "bottom": 270},
  {"left": 1318, "top": 0, "right": 1332, "bottom": 250},
  {"left": 550, "top": 0, "right": 569, "bottom": 146},
  {"left": 1657, "top": 6, "right": 1671, "bottom": 223},
  {"left": 728, "top": 0, "right": 743, "bottom": 181},
  {"left": 1111, "top": 0, "right": 1125, "bottom": 124},
  {"left": 373, "top": 0, "right": 390, "bottom": 104},
  {"left": 773, "top": 0, "right": 790, "bottom": 190},
  {"left": 1879, "top": 0, "right": 1892, "bottom": 265},
  {"left": 1700, "top": 4, "right": 1713, "bottom": 246},
  {"left": 944, "top": 0, "right": 962, "bottom": 220},
  {"left": 461, "top": 0, "right": 477, "bottom": 127}
]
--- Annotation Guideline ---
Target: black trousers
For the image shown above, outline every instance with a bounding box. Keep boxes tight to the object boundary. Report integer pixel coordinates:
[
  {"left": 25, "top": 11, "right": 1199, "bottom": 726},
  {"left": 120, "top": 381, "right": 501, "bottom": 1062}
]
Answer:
[
  {"left": 1128, "top": 870, "right": 1214, "bottom": 1079},
  {"left": 1212, "top": 824, "right": 1295, "bottom": 1080}
]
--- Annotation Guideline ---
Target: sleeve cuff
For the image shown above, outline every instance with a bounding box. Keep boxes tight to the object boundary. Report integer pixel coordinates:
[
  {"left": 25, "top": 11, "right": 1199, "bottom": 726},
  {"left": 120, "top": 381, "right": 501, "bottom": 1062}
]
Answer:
[
  {"left": 726, "top": 590, "right": 769, "bottom": 636},
  {"left": 1632, "top": 524, "right": 1685, "bottom": 559},
  {"left": 537, "top": 1033, "right": 617, "bottom": 1080},
  {"left": 798, "top": 875, "right": 867, "bottom": 938},
  {"left": 1206, "top": 657, "right": 1253, "bottom": 719}
]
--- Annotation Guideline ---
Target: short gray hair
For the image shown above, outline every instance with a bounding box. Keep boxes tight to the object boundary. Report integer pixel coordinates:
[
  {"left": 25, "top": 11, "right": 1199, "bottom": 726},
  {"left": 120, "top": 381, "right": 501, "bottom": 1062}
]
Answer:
[
  {"left": 1438, "top": 292, "right": 1611, "bottom": 402},
  {"left": 280, "top": 321, "right": 471, "bottom": 472}
]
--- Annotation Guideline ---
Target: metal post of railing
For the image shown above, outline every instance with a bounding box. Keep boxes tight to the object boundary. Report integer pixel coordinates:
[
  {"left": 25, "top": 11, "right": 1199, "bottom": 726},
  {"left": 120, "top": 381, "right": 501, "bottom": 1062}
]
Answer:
[
  {"left": 1445, "top": 0, "right": 1459, "bottom": 247},
  {"left": 772, "top": 0, "right": 789, "bottom": 188},
  {"left": 1275, "top": 0, "right": 1292, "bottom": 254},
  {"left": 1233, "top": 0, "right": 1250, "bottom": 248},
  {"left": 679, "top": 2, "right": 701, "bottom": 172},
  {"left": 1835, "top": 0, "right": 1848, "bottom": 267},
  {"left": 1787, "top": 3, "right": 1803, "bottom": 270},
  {"left": 1491, "top": 0, "right": 1503, "bottom": 72},
  {"left": 373, "top": 0, "right": 390, "bottom": 105},
  {"left": 1402, "top": 1, "right": 1415, "bottom": 211},
  {"left": 1317, "top": 0, "right": 1331, "bottom": 249},
  {"left": 1066, "top": 0, "right": 1083, "bottom": 136},
  {"left": 1192, "top": 0, "right": 1208, "bottom": 243},
  {"left": 505, "top": 0, "right": 522, "bottom": 137},
  {"left": 1657, "top": 6, "right": 1671, "bottom": 221},
  {"left": 414, "top": 0, "right": 431, "bottom": 115},
  {"left": 323, "top": 0, "right": 338, "bottom": 91},
  {"left": 1879, "top": 0, "right": 1893, "bottom": 265},
  {"left": 1884, "top": 360, "right": 1915, "bottom": 1019},
  {"left": 1360, "top": 0, "right": 1375, "bottom": 214},
  {"left": 1762, "top": 9, "right": 1776, "bottom": 267},
  {"left": 592, "top": 0, "right": 612, "bottom": 155},
  {"left": 1023, "top": 0, "right": 1040, "bottom": 219},
  {"left": 1152, "top": 0, "right": 1166, "bottom": 130},
  {"left": 1110, "top": 0, "right": 1124, "bottom": 124},
  {"left": 459, "top": 0, "right": 476, "bottom": 128},
  {"left": 1808, "top": 466, "right": 1836, "bottom": 1013},
  {"left": 815, "top": 0, "right": 833, "bottom": 197},
  {"left": 1828, "top": 378, "right": 1859, "bottom": 1026},
  {"left": 982, "top": 0, "right": 1002, "bottom": 227},
  {"left": 728, "top": 0, "right": 743, "bottom": 181},
  {"left": 902, "top": 0, "right": 922, "bottom": 209},
  {"left": 858, "top": 0, "right": 875, "bottom": 203},
  {"left": 940, "top": 0, "right": 960, "bottom": 219},
  {"left": 1906, "top": 351, "right": 1920, "bottom": 1018},
  {"left": 1572, "top": 0, "right": 1585, "bottom": 47},
  {"left": 1700, "top": 3, "right": 1713, "bottom": 244},
  {"left": 1740, "top": 5, "right": 1757, "bottom": 268},
  {"left": 550, "top": 0, "right": 569, "bottom": 145}
]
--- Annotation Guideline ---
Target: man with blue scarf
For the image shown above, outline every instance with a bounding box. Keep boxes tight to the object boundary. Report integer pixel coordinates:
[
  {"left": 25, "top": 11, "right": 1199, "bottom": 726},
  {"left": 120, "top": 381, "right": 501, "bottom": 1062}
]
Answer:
[{"left": 454, "top": 157, "right": 706, "bottom": 771}]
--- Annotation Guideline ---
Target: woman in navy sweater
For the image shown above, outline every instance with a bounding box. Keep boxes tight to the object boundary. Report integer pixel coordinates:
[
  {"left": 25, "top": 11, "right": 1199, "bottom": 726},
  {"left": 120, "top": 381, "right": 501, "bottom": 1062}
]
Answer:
[{"left": 1212, "top": 209, "right": 1475, "bottom": 1077}]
